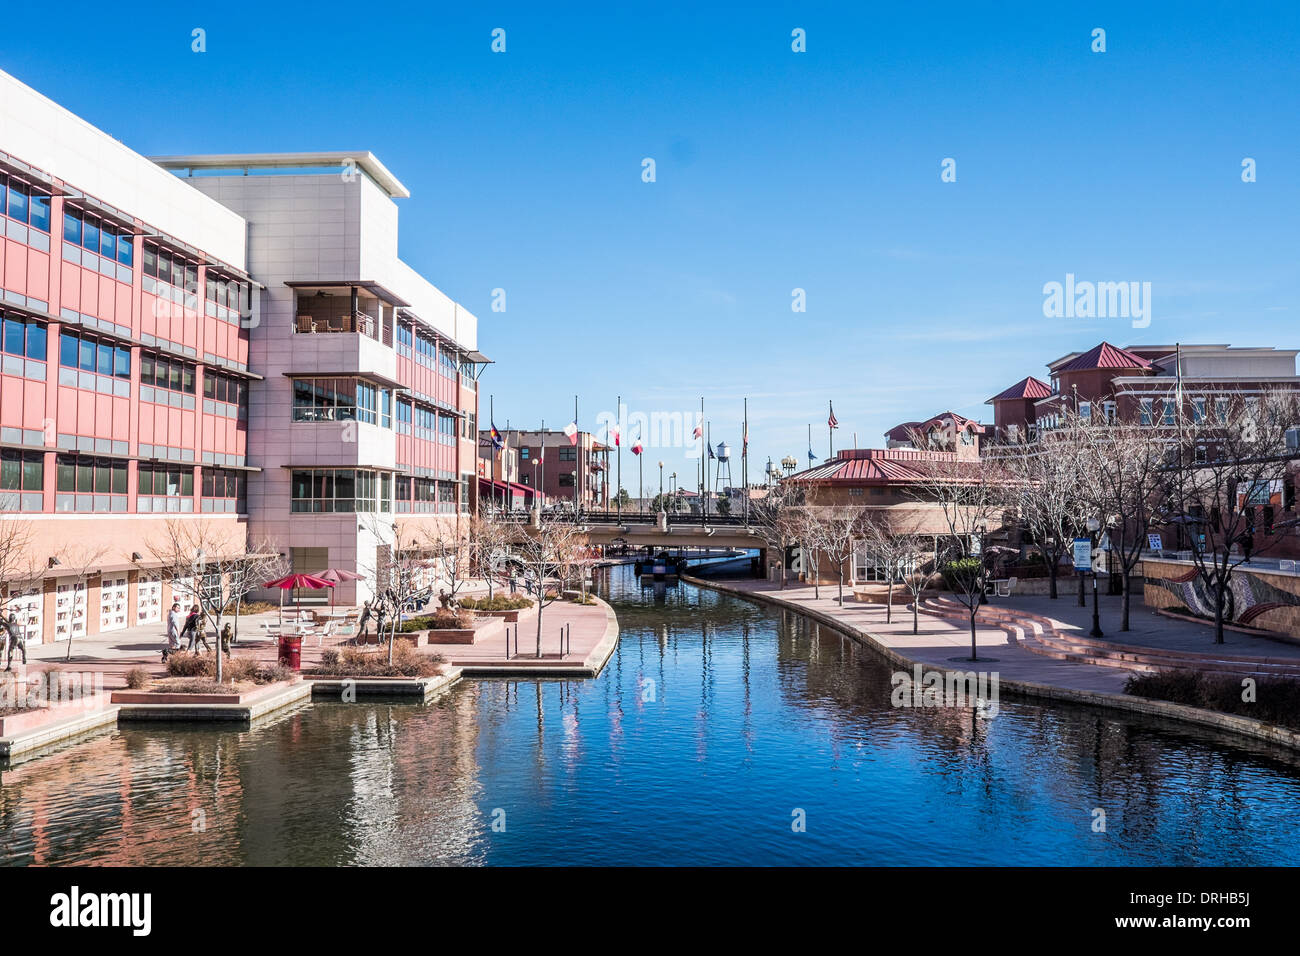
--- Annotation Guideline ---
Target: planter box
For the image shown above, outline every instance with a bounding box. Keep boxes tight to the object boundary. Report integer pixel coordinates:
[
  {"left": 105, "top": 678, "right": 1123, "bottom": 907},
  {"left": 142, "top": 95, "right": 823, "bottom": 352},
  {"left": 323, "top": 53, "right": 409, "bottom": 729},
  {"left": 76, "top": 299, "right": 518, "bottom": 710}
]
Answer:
[
  {"left": 417, "top": 627, "right": 477, "bottom": 645},
  {"left": 473, "top": 607, "right": 532, "bottom": 623},
  {"left": 0, "top": 693, "right": 111, "bottom": 736},
  {"left": 111, "top": 678, "right": 300, "bottom": 706}
]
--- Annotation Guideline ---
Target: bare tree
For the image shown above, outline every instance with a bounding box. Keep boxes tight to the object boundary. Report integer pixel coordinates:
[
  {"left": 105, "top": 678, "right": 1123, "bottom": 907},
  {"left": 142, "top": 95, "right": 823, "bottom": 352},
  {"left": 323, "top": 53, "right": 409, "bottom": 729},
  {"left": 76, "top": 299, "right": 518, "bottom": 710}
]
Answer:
[
  {"left": 859, "top": 512, "right": 934, "bottom": 628},
  {"left": 368, "top": 522, "right": 425, "bottom": 665},
  {"left": 513, "top": 519, "right": 582, "bottom": 658},
  {"left": 905, "top": 442, "right": 1008, "bottom": 661},
  {"left": 147, "top": 519, "right": 278, "bottom": 681},
  {"left": 0, "top": 519, "right": 38, "bottom": 664},
  {"left": 421, "top": 519, "right": 473, "bottom": 607},
  {"left": 1156, "top": 388, "right": 1300, "bottom": 643},
  {"left": 1000, "top": 423, "right": 1089, "bottom": 599},
  {"left": 56, "top": 542, "right": 111, "bottom": 663},
  {"left": 751, "top": 480, "right": 804, "bottom": 589},
  {"left": 471, "top": 509, "right": 514, "bottom": 602},
  {"left": 802, "top": 505, "right": 866, "bottom": 605},
  {"left": 1074, "top": 409, "right": 1167, "bottom": 631}
]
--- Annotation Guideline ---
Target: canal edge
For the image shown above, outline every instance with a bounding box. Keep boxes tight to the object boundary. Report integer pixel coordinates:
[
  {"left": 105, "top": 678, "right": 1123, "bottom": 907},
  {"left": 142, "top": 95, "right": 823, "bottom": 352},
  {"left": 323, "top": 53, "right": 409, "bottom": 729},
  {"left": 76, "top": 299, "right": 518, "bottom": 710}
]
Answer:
[{"left": 681, "top": 573, "right": 1300, "bottom": 754}]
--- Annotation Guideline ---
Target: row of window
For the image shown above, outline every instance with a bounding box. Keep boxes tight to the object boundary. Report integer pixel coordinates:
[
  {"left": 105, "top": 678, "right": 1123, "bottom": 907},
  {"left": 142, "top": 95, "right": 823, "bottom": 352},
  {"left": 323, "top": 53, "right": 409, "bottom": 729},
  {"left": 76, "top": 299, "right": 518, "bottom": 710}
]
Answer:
[
  {"left": 290, "top": 468, "right": 392, "bottom": 513},
  {"left": 60, "top": 331, "right": 131, "bottom": 378},
  {"left": 63, "top": 211, "right": 134, "bottom": 266},
  {"left": 0, "top": 450, "right": 43, "bottom": 491},
  {"left": 204, "top": 369, "right": 247, "bottom": 407},
  {"left": 292, "top": 377, "right": 391, "bottom": 425},
  {"left": 142, "top": 244, "right": 200, "bottom": 293},
  {"left": 204, "top": 274, "right": 246, "bottom": 310},
  {"left": 140, "top": 353, "right": 195, "bottom": 394},
  {"left": 56, "top": 456, "right": 128, "bottom": 495},
  {"left": 2, "top": 314, "right": 47, "bottom": 361},
  {"left": 0, "top": 175, "right": 52, "bottom": 232}
]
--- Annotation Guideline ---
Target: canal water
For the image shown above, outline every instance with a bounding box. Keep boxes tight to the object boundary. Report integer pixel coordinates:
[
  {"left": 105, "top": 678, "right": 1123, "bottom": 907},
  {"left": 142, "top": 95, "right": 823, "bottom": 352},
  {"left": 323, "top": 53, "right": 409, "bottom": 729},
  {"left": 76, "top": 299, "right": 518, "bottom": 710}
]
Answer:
[{"left": 3, "top": 561, "right": 1300, "bottom": 866}]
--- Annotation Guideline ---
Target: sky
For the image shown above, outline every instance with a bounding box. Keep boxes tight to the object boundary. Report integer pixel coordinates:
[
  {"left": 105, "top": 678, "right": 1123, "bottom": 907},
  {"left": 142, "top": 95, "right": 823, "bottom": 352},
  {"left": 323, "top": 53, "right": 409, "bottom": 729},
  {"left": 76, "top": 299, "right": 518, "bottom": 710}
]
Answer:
[{"left": 3, "top": 1, "right": 1298, "bottom": 493}]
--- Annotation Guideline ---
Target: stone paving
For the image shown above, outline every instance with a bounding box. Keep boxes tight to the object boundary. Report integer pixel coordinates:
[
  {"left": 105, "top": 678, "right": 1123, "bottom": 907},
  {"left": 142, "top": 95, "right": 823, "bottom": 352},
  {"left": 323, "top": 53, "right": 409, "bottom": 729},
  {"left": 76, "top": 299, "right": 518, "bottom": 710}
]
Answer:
[
  {"left": 694, "top": 577, "right": 1300, "bottom": 694},
  {"left": 16, "top": 583, "right": 617, "bottom": 687}
]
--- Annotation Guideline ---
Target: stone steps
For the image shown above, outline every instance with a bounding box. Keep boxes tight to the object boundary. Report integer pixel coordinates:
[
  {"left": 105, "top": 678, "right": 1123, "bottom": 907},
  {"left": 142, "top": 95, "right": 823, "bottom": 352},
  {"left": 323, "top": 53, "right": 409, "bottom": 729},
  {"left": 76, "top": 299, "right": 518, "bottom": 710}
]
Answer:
[{"left": 916, "top": 596, "right": 1300, "bottom": 679}]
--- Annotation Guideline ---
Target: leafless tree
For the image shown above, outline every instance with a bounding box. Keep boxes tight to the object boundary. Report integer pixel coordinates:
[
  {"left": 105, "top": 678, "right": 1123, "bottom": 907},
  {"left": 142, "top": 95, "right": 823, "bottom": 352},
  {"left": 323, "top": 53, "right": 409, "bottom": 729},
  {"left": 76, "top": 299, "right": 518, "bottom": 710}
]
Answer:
[
  {"left": 513, "top": 519, "right": 582, "bottom": 658},
  {"left": 751, "top": 480, "right": 804, "bottom": 589},
  {"left": 1155, "top": 388, "right": 1300, "bottom": 643},
  {"left": 802, "top": 505, "right": 866, "bottom": 605},
  {"left": 471, "top": 509, "right": 514, "bottom": 602},
  {"left": 367, "top": 522, "right": 425, "bottom": 665},
  {"left": 56, "top": 542, "right": 111, "bottom": 663},
  {"left": 147, "top": 519, "right": 281, "bottom": 681},
  {"left": 859, "top": 512, "right": 935, "bottom": 628},
  {"left": 1000, "top": 423, "right": 1090, "bottom": 599},
  {"left": 420, "top": 519, "right": 474, "bottom": 607},
  {"left": 905, "top": 440, "right": 1008, "bottom": 661},
  {"left": 1073, "top": 409, "right": 1167, "bottom": 631}
]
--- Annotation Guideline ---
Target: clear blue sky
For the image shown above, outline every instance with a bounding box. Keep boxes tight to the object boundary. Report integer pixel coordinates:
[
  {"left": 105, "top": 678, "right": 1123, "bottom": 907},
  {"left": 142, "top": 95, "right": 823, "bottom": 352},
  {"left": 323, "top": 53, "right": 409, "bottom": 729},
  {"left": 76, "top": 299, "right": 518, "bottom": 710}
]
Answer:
[{"left": 5, "top": 1, "right": 1298, "bottom": 491}]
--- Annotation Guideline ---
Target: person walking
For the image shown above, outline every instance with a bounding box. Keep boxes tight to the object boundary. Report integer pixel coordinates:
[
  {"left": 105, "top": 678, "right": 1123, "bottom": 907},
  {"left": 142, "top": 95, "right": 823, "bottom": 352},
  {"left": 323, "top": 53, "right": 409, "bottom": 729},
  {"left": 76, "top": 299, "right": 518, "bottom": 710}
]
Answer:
[
  {"left": 182, "top": 604, "right": 209, "bottom": 652},
  {"left": 164, "top": 602, "right": 184, "bottom": 661}
]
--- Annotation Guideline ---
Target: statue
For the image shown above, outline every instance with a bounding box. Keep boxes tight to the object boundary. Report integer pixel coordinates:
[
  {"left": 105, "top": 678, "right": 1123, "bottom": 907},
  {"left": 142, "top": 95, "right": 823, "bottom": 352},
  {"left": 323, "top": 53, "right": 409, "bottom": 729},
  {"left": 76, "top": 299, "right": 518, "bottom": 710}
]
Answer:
[
  {"left": 1, "top": 611, "right": 25, "bottom": 671},
  {"left": 438, "top": 588, "right": 452, "bottom": 609}
]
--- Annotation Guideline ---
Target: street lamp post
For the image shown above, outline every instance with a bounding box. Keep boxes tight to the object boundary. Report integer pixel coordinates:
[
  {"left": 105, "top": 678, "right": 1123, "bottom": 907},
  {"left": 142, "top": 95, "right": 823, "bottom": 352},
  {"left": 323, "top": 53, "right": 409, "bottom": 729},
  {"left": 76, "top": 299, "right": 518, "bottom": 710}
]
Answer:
[
  {"left": 657, "top": 460, "right": 665, "bottom": 514},
  {"left": 1087, "top": 516, "right": 1104, "bottom": 638}
]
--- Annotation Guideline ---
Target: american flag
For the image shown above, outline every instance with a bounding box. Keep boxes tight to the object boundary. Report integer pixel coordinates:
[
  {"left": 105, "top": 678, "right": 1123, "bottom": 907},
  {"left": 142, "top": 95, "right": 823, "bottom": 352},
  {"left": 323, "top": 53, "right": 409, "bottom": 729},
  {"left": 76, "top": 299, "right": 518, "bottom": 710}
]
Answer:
[{"left": 828, "top": 402, "right": 839, "bottom": 429}]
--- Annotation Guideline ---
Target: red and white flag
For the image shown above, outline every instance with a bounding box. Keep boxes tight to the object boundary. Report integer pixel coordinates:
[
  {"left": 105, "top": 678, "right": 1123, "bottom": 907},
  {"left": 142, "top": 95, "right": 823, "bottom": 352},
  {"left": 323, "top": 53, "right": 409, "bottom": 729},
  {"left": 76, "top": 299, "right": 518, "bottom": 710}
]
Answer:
[
  {"left": 611, "top": 424, "right": 620, "bottom": 447},
  {"left": 828, "top": 402, "right": 839, "bottom": 429},
  {"left": 631, "top": 437, "right": 643, "bottom": 455},
  {"left": 692, "top": 422, "right": 703, "bottom": 440},
  {"left": 563, "top": 421, "right": 579, "bottom": 445}
]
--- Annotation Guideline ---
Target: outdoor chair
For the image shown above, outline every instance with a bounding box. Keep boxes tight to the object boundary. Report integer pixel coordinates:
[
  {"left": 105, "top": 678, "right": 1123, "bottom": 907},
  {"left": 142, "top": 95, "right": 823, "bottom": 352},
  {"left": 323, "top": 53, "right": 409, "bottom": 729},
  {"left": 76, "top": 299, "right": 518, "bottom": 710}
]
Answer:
[{"left": 993, "top": 576, "right": 1018, "bottom": 598}]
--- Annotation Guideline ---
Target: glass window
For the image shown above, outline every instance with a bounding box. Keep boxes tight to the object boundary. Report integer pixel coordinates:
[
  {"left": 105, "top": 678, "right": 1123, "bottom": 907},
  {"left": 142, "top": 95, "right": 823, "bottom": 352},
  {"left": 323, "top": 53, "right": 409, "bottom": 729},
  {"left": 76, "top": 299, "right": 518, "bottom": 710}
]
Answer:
[
  {"left": 82, "top": 218, "right": 99, "bottom": 254},
  {"left": 117, "top": 234, "right": 133, "bottom": 266},
  {"left": 27, "top": 322, "right": 46, "bottom": 361},
  {"left": 2, "top": 317, "right": 23, "bottom": 355},
  {"left": 100, "top": 224, "right": 116, "bottom": 258},
  {"left": 29, "top": 193, "right": 50, "bottom": 232},
  {"left": 21, "top": 454, "right": 42, "bottom": 491},
  {"left": 96, "top": 342, "right": 113, "bottom": 377},
  {"left": 143, "top": 245, "right": 157, "bottom": 278},
  {"left": 114, "top": 347, "right": 130, "bottom": 379},
  {"left": 60, "top": 332, "right": 78, "bottom": 368},
  {"left": 63, "top": 212, "right": 82, "bottom": 245},
  {"left": 6, "top": 182, "right": 27, "bottom": 222},
  {"left": 111, "top": 462, "right": 127, "bottom": 494},
  {"left": 76, "top": 460, "right": 92, "bottom": 493},
  {"left": 57, "top": 458, "right": 75, "bottom": 492}
]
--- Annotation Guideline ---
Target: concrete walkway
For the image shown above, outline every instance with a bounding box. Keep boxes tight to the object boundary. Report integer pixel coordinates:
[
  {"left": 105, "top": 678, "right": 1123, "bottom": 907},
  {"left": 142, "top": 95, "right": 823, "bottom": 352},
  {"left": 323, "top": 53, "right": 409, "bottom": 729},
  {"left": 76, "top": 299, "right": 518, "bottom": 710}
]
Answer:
[
  {"left": 707, "top": 579, "right": 1134, "bottom": 694},
  {"left": 17, "top": 587, "right": 620, "bottom": 687}
]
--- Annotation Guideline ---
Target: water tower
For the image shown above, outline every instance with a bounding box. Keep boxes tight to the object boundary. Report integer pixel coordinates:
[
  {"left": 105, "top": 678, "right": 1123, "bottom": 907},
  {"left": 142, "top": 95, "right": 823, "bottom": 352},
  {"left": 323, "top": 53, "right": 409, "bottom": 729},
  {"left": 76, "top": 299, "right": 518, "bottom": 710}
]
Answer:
[{"left": 713, "top": 441, "right": 733, "bottom": 495}]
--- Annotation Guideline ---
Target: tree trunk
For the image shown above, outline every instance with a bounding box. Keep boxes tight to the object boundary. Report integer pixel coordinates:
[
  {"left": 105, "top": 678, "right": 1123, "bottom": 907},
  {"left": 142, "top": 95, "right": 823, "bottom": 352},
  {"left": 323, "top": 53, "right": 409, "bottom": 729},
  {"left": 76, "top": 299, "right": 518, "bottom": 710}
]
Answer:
[
  {"left": 1047, "top": 560, "right": 1058, "bottom": 599},
  {"left": 1213, "top": 579, "right": 1226, "bottom": 645},
  {"left": 535, "top": 601, "right": 544, "bottom": 658},
  {"left": 912, "top": 596, "right": 918, "bottom": 634},
  {"left": 969, "top": 609, "right": 978, "bottom": 662},
  {"left": 1120, "top": 566, "right": 1131, "bottom": 631},
  {"left": 886, "top": 580, "right": 894, "bottom": 623},
  {"left": 837, "top": 571, "right": 844, "bottom": 606},
  {"left": 1077, "top": 567, "right": 1085, "bottom": 607}
]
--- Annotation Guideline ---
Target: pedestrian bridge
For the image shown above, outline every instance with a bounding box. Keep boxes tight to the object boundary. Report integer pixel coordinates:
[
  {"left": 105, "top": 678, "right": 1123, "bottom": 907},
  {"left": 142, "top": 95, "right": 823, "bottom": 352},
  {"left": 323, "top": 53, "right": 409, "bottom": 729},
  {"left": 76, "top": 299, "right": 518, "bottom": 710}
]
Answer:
[{"left": 503, "top": 510, "right": 769, "bottom": 554}]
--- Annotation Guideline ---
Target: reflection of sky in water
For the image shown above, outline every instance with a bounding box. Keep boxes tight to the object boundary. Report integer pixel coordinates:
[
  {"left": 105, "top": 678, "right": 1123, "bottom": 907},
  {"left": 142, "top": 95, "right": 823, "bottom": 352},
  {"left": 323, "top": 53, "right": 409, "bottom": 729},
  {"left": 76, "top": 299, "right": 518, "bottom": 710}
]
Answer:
[{"left": 3, "top": 563, "right": 1300, "bottom": 866}]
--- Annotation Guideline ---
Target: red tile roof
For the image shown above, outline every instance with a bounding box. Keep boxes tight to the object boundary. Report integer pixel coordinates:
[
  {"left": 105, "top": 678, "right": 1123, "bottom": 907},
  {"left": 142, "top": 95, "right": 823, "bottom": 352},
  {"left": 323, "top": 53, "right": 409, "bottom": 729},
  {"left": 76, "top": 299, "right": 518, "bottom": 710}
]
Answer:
[
  {"left": 786, "top": 448, "right": 957, "bottom": 485},
  {"left": 986, "top": 376, "right": 1052, "bottom": 403},
  {"left": 885, "top": 410, "right": 985, "bottom": 441},
  {"left": 1054, "top": 341, "right": 1152, "bottom": 373}
]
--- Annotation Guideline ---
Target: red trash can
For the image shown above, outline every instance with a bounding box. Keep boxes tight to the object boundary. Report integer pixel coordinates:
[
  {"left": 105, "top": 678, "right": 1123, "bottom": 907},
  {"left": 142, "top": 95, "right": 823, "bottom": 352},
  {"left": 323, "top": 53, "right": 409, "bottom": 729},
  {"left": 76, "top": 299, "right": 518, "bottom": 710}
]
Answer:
[{"left": 278, "top": 635, "right": 303, "bottom": 671}]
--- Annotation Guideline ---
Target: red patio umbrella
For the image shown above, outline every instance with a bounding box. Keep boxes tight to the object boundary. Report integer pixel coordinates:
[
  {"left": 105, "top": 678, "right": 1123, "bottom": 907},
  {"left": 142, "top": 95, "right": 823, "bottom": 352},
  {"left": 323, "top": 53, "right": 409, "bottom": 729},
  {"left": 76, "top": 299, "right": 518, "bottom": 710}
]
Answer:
[
  {"left": 263, "top": 573, "right": 335, "bottom": 627},
  {"left": 314, "top": 568, "right": 365, "bottom": 610}
]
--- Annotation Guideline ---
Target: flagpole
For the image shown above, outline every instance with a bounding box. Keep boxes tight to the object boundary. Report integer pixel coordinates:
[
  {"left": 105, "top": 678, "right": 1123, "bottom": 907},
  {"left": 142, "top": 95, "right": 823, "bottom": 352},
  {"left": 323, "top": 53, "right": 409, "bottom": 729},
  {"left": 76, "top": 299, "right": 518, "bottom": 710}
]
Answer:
[
  {"left": 616, "top": 394, "right": 622, "bottom": 521},
  {"left": 699, "top": 396, "right": 705, "bottom": 528},
  {"left": 488, "top": 392, "right": 493, "bottom": 515},
  {"left": 706, "top": 421, "right": 712, "bottom": 517},
  {"left": 809, "top": 423, "right": 813, "bottom": 462},
  {"left": 743, "top": 398, "right": 749, "bottom": 527},
  {"left": 574, "top": 394, "right": 580, "bottom": 519},
  {"left": 540, "top": 417, "right": 545, "bottom": 511},
  {"left": 828, "top": 401, "right": 834, "bottom": 460}
]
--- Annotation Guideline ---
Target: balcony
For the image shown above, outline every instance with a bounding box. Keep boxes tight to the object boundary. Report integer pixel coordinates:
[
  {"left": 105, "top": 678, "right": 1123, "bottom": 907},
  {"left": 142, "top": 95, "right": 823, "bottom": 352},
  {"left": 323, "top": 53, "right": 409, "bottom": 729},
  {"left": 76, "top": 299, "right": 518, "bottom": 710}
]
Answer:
[{"left": 288, "top": 281, "right": 402, "bottom": 348}]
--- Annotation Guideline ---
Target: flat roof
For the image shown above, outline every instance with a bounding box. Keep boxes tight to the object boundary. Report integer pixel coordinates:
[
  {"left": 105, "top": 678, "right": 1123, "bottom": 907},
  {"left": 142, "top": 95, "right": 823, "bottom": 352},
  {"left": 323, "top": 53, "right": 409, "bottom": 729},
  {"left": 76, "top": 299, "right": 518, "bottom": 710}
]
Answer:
[{"left": 149, "top": 151, "right": 410, "bottom": 199}]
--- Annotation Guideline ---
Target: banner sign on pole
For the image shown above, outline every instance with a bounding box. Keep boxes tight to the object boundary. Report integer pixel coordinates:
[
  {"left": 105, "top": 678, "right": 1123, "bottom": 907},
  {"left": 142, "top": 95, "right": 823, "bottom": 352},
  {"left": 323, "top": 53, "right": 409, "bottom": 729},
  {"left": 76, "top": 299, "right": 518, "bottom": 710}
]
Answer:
[{"left": 1073, "top": 537, "right": 1092, "bottom": 571}]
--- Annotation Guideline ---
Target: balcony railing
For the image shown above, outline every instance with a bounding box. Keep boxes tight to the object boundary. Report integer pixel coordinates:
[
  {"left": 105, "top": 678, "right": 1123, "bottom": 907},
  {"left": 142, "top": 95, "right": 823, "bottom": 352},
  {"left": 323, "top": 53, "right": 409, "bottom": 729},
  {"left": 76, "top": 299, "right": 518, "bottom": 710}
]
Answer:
[{"left": 294, "top": 310, "right": 377, "bottom": 337}]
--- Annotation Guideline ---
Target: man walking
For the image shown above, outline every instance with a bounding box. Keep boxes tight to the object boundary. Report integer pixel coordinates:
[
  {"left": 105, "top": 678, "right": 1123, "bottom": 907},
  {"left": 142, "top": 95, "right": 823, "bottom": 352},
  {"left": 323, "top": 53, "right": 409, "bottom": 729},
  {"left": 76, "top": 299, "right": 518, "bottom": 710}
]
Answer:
[{"left": 164, "top": 602, "right": 183, "bottom": 661}]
